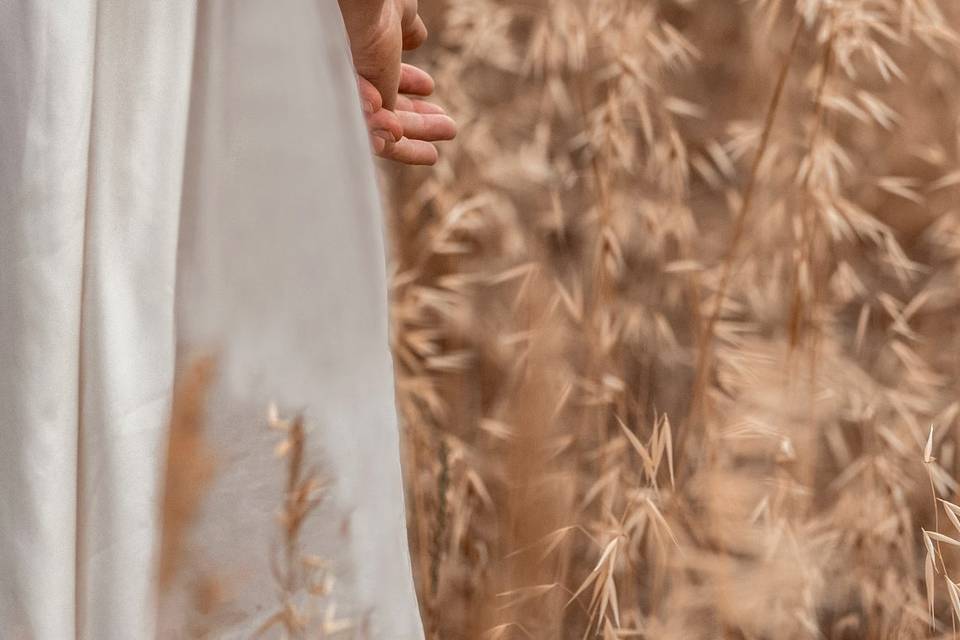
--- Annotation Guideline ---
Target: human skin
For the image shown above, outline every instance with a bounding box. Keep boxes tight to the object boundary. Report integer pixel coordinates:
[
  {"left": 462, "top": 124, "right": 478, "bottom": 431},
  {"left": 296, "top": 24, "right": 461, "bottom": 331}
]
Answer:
[{"left": 338, "top": 0, "right": 455, "bottom": 165}]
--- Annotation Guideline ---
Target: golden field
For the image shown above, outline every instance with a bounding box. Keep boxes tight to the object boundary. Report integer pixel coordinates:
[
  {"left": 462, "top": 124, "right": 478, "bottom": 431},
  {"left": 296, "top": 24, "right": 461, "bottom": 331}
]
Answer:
[{"left": 386, "top": 1, "right": 960, "bottom": 638}]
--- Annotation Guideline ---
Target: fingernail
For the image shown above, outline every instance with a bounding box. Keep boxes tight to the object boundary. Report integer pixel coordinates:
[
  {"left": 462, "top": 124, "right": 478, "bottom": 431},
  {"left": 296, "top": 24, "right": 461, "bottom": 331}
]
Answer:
[
  {"left": 373, "top": 129, "right": 397, "bottom": 143},
  {"left": 372, "top": 136, "right": 386, "bottom": 154},
  {"left": 362, "top": 100, "right": 374, "bottom": 114}
]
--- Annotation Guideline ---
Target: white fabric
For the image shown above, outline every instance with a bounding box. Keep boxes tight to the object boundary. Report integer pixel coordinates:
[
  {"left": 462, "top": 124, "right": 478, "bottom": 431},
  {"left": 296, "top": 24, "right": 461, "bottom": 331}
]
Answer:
[{"left": 0, "top": 1, "right": 423, "bottom": 638}]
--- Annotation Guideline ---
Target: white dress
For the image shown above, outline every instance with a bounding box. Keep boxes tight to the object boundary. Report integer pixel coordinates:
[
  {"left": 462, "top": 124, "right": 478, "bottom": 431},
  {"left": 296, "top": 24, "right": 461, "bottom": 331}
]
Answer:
[{"left": 0, "top": 2, "right": 424, "bottom": 638}]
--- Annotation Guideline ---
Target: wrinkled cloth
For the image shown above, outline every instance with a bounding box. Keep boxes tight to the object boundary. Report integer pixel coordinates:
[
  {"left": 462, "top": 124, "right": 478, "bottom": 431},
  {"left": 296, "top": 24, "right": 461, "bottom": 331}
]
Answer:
[{"left": 0, "top": 1, "right": 424, "bottom": 638}]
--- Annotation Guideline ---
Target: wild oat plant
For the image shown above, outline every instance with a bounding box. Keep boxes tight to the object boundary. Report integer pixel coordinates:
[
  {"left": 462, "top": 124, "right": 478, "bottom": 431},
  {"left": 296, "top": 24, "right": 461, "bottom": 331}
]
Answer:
[
  {"left": 160, "top": 369, "right": 352, "bottom": 638},
  {"left": 389, "top": 1, "right": 960, "bottom": 638}
]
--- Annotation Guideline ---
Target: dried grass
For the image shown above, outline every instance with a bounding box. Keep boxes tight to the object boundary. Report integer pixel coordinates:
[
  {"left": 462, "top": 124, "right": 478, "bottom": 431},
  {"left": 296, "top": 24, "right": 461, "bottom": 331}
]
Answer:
[
  {"left": 389, "top": 1, "right": 960, "bottom": 637},
  {"left": 159, "top": 372, "right": 349, "bottom": 638},
  {"left": 159, "top": 355, "right": 217, "bottom": 591},
  {"left": 255, "top": 407, "right": 350, "bottom": 639}
]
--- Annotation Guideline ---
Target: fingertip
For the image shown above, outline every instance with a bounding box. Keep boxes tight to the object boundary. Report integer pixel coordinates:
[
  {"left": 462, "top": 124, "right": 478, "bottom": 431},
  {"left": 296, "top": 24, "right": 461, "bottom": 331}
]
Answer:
[
  {"left": 357, "top": 75, "right": 383, "bottom": 113},
  {"left": 366, "top": 109, "right": 403, "bottom": 143},
  {"left": 441, "top": 115, "right": 458, "bottom": 140},
  {"left": 399, "top": 63, "right": 435, "bottom": 97},
  {"left": 387, "top": 117, "right": 403, "bottom": 143}
]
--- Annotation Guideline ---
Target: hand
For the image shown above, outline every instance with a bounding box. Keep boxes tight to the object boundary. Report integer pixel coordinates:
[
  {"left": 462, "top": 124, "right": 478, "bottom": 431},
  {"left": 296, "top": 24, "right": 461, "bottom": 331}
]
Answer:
[
  {"left": 339, "top": 0, "right": 427, "bottom": 110},
  {"left": 360, "top": 63, "right": 457, "bottom": 166}
]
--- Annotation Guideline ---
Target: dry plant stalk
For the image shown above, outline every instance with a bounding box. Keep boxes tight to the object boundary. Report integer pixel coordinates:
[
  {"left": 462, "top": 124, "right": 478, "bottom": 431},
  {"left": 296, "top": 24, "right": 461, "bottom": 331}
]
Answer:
[
  {"left": 158, "top": 355, "right": 217, "bottom": 590},
  {"left": 256, "top": 406, "right": 350, "bottom": 640},
  {"left": 158, "top": 373, "right": 347, "bottom": 637}
]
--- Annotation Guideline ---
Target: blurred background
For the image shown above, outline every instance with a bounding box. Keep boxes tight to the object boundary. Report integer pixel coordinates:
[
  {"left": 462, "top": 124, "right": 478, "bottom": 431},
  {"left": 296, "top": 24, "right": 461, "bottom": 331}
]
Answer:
[{"left": 386, "top": 1, "right": 960, "bottom": 638}]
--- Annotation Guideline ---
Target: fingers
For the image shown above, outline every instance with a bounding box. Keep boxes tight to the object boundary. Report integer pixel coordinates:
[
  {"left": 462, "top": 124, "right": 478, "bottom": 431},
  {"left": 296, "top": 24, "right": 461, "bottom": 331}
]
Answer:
[
  {"left": 357, "top": 57, "right": 454, "bottom": 166},
  {"left": 395, "top": 94, "right": 447, "bottom": 115},
  {"left": 360, "top": 74, "right": 454, "bottom": 165},
  {"left": 357, "top": 59, "right": 430, "bottom": 114},
  {"left": 372, "top": 105, "right": 455, "bottom": 165},
  {"left": 382, "top": 137, "right": 439, "bottom": 166},
  {"left": 402, "top": 15, "right": 428, "bottom": 51},
  {"left": 365, "top": 106, "right": 403, "bottom": 145},
  {"left": 357, "top": 75, "right": 383, "bottom": 114},
  {"left": 358, "top": 43, "right": 402, "bottom": 111},
  {"left": 396, "top": 110, "right": 457, "bottom": 143},
  {"left": 373, "top": 113, "right": 452, "bottom": 165},
  {"left": 398, "top": 63, "right": 435, "bottom": 97}
]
